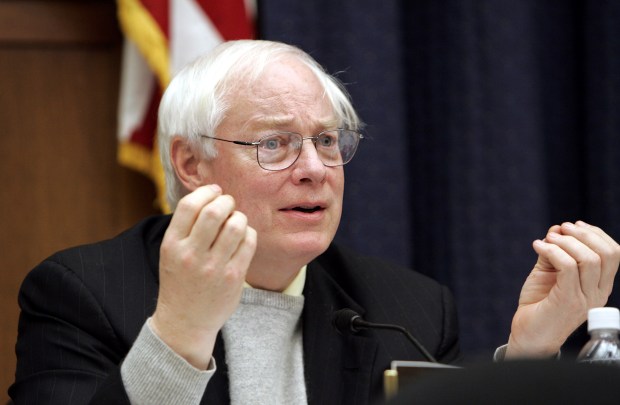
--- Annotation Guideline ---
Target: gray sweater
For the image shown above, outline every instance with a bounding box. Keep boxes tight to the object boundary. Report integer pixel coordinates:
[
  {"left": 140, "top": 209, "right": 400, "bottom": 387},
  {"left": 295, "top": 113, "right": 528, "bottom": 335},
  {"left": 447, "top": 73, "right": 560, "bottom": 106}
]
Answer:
[{"left": 122, "top": 288, "right": 307, "bottom": 404}]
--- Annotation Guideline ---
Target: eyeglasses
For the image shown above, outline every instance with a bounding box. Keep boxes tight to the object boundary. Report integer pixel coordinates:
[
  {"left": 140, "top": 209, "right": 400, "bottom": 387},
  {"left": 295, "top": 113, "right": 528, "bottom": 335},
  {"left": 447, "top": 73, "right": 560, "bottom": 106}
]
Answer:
[{"left": 201, "top": 129, "right": 364, "bottom": 171}]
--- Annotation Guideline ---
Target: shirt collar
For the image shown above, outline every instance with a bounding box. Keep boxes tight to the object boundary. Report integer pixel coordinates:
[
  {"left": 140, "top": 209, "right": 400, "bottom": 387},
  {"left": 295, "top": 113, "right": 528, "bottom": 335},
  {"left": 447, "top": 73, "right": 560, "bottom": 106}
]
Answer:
[{"left": 244, "top": 265, "right": 307, "bottom": 297}]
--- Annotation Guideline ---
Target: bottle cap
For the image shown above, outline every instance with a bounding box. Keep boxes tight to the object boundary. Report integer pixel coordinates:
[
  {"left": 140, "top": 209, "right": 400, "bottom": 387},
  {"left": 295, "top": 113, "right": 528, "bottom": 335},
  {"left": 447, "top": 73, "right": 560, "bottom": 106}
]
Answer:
[{"left": 588, "top": 307, "right": 620, "bottom": 331}]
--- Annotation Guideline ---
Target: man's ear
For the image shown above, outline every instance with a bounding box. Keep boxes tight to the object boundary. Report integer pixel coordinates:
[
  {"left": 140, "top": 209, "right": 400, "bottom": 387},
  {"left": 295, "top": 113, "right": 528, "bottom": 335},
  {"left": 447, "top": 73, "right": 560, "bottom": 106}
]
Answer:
[{"left": 170, "top": 137, "right": 209, "bottom": 192}]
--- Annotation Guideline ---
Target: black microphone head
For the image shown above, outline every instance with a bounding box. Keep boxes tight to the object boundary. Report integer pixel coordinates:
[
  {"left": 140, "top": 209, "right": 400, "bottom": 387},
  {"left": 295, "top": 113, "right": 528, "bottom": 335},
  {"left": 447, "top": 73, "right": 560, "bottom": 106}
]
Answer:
[{"left": 332, "top": 308, "right": 362, "bottom": 334}]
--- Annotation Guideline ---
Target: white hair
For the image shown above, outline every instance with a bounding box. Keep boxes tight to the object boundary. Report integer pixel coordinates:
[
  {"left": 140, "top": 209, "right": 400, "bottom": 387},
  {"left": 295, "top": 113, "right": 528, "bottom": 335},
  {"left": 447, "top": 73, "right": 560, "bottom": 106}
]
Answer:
[{"left": 158, "top": 39, "right": 361, "bottom": 210}]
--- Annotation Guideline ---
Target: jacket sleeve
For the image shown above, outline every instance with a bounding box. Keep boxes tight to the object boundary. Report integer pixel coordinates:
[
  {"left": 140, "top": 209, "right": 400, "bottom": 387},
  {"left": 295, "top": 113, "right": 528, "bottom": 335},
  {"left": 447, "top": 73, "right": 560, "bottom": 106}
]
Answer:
[{"left": 9, "top": 259, "right": 131, "bottom": 404}]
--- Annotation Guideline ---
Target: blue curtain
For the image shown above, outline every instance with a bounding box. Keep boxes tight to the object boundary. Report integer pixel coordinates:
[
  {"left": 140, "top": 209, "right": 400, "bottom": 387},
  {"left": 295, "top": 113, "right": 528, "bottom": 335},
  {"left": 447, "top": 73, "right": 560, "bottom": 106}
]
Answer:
[{"left": 259, "top": 0, "right": 620, "bottom": 359}]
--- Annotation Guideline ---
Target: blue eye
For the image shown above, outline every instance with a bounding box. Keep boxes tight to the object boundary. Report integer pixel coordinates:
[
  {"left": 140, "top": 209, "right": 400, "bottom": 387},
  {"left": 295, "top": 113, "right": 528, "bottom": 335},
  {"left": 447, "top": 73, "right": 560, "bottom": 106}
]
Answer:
[
  {"left": 318, "top": 133, "right": 337, "bottom": 147},
  {"left": 263, "top": 138, "right": 281, "bottom": 150},
  {"left": 260, "top": 133, "right": 297, "bottom": 150}
]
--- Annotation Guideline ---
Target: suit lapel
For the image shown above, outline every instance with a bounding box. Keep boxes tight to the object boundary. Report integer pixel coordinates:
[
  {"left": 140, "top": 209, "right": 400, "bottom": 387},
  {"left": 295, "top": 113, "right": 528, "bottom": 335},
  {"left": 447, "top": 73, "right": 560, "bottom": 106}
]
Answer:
[{"left": 303, "top": 259, "right": 378, "bottom": 405}]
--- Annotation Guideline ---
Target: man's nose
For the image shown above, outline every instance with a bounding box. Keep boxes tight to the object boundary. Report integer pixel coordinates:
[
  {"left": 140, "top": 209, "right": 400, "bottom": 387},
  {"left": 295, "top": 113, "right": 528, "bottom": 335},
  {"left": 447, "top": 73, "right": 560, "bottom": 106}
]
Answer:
[{"left": 291, "top": 138, "right": 327, "bottom": 183}]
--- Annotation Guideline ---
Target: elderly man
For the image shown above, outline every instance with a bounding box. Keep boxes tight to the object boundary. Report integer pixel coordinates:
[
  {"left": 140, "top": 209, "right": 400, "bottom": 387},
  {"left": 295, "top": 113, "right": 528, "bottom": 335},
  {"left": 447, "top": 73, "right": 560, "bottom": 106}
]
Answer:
[{"left": 10, "top": 40, "right": 620, "bottom": 404}]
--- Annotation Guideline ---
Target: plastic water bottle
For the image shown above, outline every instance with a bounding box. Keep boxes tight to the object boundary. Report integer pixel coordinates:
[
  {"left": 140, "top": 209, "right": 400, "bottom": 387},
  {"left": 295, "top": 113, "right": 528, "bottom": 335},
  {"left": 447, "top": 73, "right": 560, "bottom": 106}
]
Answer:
[{"left": 577, "top": 307, "right": 620, "bottom": 366}]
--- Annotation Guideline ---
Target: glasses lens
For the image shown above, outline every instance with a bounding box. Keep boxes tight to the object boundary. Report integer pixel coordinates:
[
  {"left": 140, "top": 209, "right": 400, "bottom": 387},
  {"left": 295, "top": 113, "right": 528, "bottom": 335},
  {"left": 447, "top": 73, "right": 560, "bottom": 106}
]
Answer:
[
  {"left": 318, "top": 130, "right": 360, "bottom": 167},
  {"left": 256, "top": 130, "right": 361, "bottom": 170},
  {"left": 257, "top": 133, "right": 302, "bottom": 170}
]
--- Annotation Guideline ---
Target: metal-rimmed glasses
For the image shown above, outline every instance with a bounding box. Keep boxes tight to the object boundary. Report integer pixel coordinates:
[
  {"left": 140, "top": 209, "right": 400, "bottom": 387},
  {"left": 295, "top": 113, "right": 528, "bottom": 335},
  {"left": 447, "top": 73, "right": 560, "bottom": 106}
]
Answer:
[{"left": 201, "top": 129, "right": 363, "bottom": 171}]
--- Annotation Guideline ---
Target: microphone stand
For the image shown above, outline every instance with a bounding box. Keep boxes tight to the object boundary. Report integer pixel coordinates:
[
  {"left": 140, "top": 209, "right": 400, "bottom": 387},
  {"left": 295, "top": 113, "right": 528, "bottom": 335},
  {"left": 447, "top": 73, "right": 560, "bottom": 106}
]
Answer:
[{"left": 351, "top": 317, "right": 438, "bottom": 363}]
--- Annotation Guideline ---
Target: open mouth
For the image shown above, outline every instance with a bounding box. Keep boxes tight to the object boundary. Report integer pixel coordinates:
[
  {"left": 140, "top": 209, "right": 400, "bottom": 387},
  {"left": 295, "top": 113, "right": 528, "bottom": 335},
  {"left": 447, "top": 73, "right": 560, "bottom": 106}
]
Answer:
[{"left": 291, "top": 206, "right": 323, "bottom": 213}]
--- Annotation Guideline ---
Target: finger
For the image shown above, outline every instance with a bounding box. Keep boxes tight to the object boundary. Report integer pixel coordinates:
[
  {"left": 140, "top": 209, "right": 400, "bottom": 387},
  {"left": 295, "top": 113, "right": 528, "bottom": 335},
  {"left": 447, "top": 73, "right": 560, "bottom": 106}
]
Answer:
[
  {"left": 167, "top": 185, "right": 223, "bottom": 239},
  {"left": 560, "top": 222, "right": 620, "bottom": 294},
  {"left": 540, "top": 225, "right": 561, "bottom": 243},
  {"left": 545, "top": 232, "right": 602, "bottom": 299},
  {"left": 210, "top": 210, "right": 250, "bottom": 262},
  {"left": 532, "top": 239, "right": 582, "bottom": 298},
  {"left": 228, "top": 226, "right": 258, "bottom": 274},
  {"left": 189, "top": 194, "right": 237, "bottom": 249},
  {"left": 217, "top": 226, "right": 257, "bottom": 302},
  {"left": 574, "top": 221, "right": 620, "bottom": 249},
  {"left": 205, "top": 224, "right": 257, "bottom": 293},
  {"left": 560, "top": 222, "right": 613, "bottom": 250}
]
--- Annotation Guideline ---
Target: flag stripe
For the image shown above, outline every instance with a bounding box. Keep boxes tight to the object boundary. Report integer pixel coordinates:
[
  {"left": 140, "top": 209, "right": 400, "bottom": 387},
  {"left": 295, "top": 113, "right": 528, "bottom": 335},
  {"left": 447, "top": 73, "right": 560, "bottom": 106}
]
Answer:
[
  {"left": 139, "top": 0, "right": 170, "bottom": 37},
  {"left": 117, "top": 0, "right": 170, "bottom": 87},
  {"left": 196, "top": 0, "right": 254, "bottom": 40}
]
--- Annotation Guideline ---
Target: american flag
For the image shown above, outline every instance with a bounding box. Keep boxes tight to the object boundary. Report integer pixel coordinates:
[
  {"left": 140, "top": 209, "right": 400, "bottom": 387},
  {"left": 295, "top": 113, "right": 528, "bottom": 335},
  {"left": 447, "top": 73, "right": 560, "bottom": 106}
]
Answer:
[{"left": 116, "top": 0, "right": 255, "bottom": 211}]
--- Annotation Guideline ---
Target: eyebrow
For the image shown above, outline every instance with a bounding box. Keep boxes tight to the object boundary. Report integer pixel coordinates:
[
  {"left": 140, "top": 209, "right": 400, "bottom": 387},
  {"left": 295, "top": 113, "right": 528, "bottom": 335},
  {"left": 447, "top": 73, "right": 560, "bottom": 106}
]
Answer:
[
  {"left": 254, "top": 115, "right": 295, "bottom": 128},
  {"left": 253, "top": 115, "right": 340, "bottom": 130}
]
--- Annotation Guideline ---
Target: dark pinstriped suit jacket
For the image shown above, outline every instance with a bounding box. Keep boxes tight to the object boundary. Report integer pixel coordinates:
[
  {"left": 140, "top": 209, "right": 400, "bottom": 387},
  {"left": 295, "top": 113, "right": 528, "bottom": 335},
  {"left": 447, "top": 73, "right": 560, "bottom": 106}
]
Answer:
[{"left": 10, "top": 215, "right": 460, "bottom": 404}]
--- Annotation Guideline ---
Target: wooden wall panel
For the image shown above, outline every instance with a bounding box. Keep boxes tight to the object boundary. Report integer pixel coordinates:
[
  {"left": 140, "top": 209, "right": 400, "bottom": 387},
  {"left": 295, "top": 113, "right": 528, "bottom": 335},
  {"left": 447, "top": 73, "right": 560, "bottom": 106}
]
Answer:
[{"left": 0, "top": 1, "right": 158, "bottom": 401}]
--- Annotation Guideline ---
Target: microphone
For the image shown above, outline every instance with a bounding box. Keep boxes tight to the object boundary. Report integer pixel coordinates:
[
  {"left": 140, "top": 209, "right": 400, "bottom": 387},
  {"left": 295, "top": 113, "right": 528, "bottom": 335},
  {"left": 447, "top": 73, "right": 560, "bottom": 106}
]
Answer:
[{"left": 332, "top": 308, "right": 438, "bottom": 363}]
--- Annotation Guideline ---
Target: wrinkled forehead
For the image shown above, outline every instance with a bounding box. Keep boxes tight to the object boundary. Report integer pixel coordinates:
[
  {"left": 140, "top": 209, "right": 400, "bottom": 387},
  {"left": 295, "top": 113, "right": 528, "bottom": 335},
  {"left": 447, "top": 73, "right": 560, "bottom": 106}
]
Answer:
[
  {"left": 247, "top": 114, "right": 340, "bottom": 133},
  {"left": 222, "top": 58, "right": 337, "bottom": 128}
]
